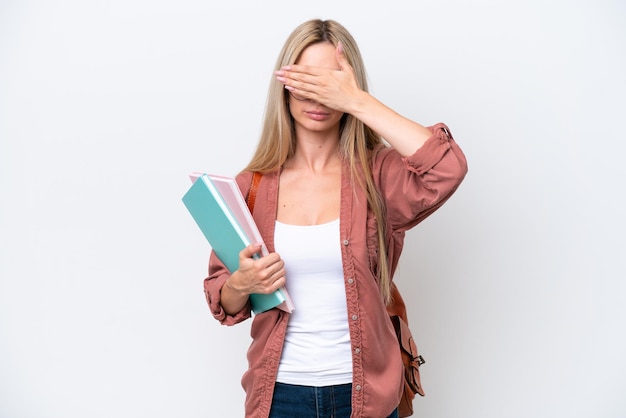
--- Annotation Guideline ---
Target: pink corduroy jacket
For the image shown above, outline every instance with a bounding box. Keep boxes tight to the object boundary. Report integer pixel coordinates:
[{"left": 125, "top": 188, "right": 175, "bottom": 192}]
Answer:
[{"left": 204, "top": 123, "right": 468, "bottom": 418}]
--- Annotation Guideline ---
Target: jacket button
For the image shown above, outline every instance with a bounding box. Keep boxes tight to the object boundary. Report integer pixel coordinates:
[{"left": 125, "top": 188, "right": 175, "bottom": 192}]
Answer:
[
  {"left": 354, "top": 348, "right": 361, "bottom": 354},
  {"left": 351, "top": 315, "right": 358, "bottom": 321},
  {"left": 347, "top": 278, "right": 354, "bottom": 284},
  {"left": 343, "top": 239, "right": 349, "bottom": 246},
  {"left": 355, "top": 384, "right": 362, "bottom": 391}
]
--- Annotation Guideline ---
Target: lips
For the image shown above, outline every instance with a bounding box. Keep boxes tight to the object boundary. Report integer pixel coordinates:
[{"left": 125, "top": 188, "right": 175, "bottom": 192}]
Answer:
[{"left": 305, "top": 110, "right": 331, "bottom": 121}]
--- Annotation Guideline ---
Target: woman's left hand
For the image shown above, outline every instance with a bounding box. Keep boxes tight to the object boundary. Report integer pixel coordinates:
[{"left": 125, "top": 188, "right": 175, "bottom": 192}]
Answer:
[{"left": 275, "top": 42, "right": 363, "bottom": 113}]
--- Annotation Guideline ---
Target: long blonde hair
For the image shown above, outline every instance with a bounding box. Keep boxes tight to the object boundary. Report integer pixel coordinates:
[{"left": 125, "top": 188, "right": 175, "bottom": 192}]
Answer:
[{"left": 243, "top": 19, "right": 393, "bottom": 304}]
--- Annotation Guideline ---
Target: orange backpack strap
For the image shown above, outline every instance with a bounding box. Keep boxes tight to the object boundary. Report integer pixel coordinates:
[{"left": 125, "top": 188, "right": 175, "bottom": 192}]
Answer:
[{"left": 246, "top": 171, "right": 262, "bottom": 212}]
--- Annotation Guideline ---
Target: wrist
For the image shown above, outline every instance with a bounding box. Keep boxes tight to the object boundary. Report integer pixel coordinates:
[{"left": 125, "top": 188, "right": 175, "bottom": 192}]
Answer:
[
  {"left": 224, "top": 275, "right": 247, "bottom": 297},
  {"left": 221, "top": 276, "right": 250, "bottom": 315},
  {"left": 348, "top": 90, "right": 374, "bottom": 119}
]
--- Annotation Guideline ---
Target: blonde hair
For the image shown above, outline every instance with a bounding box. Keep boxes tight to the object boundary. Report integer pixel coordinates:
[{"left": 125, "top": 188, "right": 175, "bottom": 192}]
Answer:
[{"left": 243, "top": 19, "right": 393, "bottom": 304}]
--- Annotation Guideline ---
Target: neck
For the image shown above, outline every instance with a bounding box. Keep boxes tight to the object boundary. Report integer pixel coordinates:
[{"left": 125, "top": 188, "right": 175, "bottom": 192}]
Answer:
[{"left": 288, "top": 131, "right": 341, "bottom": 174}]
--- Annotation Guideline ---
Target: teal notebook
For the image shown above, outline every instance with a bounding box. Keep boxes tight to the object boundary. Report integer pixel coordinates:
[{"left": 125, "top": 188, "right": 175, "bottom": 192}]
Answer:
[{"left": 182, "top": 173, "right": 294, "bottom": 314}]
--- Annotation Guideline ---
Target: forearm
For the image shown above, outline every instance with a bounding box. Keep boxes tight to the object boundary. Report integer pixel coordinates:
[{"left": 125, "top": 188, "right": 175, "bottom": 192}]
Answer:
[
  {"left": 220, "top": 273, "right": 250, "bottom": 315},
  {"left": 349, "top": 91, "right": 433, "bottom": 157}
]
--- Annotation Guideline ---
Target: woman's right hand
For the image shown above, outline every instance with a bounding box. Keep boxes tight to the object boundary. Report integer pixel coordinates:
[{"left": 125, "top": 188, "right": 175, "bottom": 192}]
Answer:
[{"left": 224, "top": 244, "right": 287, "bottom": 299}]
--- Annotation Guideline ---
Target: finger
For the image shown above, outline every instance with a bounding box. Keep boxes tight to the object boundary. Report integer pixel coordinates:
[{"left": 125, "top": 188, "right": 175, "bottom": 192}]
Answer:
[
  {"left": 261, "top": 275, "right": 286, "bottom": 294},
  {"left": 272, "top": 276, "right": 286, "bottom": 290},
  {"left": 277, "top": 64, "right": 326, "bottom": 79},
  {"left": 250, "top": 264, "right": 283, "bottom": 293},
  {"left": 276, "top": 69, "right": 319, "bottom": 88},
  {"left": 240, "top": 243, "right": 263, "bottom": 260},
  {"left": 336, "top": 41, "right": 345, "bottom": 61},
  {"left": 247, "top": 253, "right": 283, "bottom": 279},
  {"left": 262, "top": 257, "right": 285, "bottom": 280},
  {"left": 336, "top": 42, "right": 352, "bottom": 73}
]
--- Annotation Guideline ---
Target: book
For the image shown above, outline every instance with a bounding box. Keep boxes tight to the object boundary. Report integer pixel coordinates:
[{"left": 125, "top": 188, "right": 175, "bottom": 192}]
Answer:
[
  {"left": 188, "top": 172, "right": 266, "bottom": 256},
  {"left": 182, "top": 172, "right": 294, "bottom": 314}
]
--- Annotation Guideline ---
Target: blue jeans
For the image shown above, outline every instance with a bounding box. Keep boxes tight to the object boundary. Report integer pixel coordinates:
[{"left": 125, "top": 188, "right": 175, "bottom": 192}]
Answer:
[{"left": 269, "top": 382, "right": 399, "bottom": 418}]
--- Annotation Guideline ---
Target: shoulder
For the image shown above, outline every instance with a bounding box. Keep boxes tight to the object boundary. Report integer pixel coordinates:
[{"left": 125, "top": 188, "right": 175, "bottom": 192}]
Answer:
[
  {"left": 234, "top": 170, "right": 281, "bottom": 196},
  {"left": 234, "top": 171, "right": 253, "bottom": 194},
  {"left": 235, "top": 170, "right": 254, "bottom": 186}
]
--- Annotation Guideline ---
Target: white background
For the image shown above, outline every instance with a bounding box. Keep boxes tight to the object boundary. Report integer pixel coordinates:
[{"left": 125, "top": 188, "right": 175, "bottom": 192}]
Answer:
[{"left": 1, "top": 0, "right": 625, "bottom": 417}]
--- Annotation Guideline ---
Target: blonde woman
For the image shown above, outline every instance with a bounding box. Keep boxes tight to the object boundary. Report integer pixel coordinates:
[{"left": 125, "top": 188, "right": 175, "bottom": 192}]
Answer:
[{"left": 203, "top": 19, "right": 468, "bottom": 418}]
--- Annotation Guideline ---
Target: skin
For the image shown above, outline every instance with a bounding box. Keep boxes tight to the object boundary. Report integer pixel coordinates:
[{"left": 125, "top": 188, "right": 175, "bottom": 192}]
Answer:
[{"left": 221, "top": 41, "right": 434, "bottom": 315}]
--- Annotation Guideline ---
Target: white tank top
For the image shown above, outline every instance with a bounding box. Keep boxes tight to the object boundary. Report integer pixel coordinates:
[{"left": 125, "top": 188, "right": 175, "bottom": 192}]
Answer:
[{"left": 274, "top": 218, "right": 353, "bottom": 386}]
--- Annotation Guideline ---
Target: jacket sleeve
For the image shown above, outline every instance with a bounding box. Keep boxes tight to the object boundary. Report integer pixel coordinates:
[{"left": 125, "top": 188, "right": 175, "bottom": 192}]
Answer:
[
  {"left": 203, "top": 253, "right": 252, "bottom": 326},
  {"left": 374, "top": 123, "right": 468, "bottom": 232},
  {"left": 202, "top": 172, "right": 255, "bottom": 326}
]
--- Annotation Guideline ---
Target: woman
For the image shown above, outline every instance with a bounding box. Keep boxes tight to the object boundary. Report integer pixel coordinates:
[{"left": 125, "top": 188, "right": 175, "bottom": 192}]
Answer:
[{"left": 204, "top": 19, "right": 467, "bottom": 418}]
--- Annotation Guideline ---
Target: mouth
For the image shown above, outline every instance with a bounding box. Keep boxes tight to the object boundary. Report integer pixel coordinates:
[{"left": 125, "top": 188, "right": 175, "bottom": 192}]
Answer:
[{"left": 305, "top": 110, "right": 331, "bottom": 121}]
